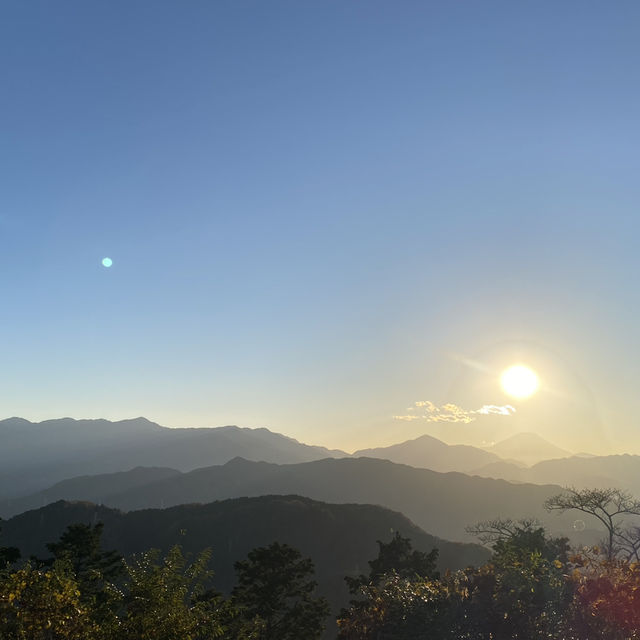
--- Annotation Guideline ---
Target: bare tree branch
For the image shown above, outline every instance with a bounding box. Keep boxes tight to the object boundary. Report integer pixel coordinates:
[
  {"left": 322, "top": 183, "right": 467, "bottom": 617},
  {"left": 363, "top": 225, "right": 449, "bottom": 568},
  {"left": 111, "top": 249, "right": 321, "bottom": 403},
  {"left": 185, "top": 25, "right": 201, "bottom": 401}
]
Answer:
[
  {"left": 466, "top": 518, "right": 541, "bottom": 547},
  {"left": 544, "top": 487, "right": 640, "bottom": 561}
]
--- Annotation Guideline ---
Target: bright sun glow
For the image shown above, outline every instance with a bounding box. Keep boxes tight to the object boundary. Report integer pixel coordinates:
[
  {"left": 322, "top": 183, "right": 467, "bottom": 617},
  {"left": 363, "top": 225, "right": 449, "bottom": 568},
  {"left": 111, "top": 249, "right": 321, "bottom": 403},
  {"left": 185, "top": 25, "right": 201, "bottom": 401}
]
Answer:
[{"left": 500, "top": 365, "right": 539, "bottom": 399}]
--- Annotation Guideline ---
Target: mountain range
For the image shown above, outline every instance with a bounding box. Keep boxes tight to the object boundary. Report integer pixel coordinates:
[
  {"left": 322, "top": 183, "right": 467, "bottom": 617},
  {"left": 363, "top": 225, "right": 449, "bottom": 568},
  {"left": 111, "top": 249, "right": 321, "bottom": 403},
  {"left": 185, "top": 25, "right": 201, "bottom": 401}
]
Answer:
[
  {"left": 0, "top": 417, "right": 580, "bottom": 498},
  {"left": 473, "top": 453, "right": 640, "bottom": 495},
  {"left": 1, "top": 456, "right": 590, "bottom": 543},
  {"left": 0, "top": 417, "right": 347, "bottom": 497},
  {"left": 2, "top": 416, "right": 636, "bottom": 541}
]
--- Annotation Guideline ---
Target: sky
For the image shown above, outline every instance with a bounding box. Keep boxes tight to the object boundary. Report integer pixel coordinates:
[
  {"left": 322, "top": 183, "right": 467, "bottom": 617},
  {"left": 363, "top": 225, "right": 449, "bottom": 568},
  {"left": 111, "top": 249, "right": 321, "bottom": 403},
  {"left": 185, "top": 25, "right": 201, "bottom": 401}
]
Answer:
[{"left": 2, "top": 1, "right": 640, "bottom": 454}]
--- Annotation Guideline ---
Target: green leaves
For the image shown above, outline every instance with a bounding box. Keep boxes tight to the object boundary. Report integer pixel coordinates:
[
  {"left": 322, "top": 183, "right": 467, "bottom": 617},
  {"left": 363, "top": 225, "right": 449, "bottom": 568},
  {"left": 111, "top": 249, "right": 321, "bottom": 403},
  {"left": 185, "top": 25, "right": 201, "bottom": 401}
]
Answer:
[
  {"left": 339, "top": 524, "right": 577, "bottom": 639},
  {"left": 0, "top": 561, "right": 100, "bottom": 640},
  {"left": 121, "top": 545, "right": 224, "bottom": 640},
  {"left": 1, "top": 522, "right": 330, "bottom": 640}
]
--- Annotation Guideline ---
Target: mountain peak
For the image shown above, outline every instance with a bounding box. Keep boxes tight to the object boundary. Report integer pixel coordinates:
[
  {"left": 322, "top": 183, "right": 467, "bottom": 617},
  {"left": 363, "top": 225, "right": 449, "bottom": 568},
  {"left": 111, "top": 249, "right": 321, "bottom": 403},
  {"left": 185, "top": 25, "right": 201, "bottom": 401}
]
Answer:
[
  {"left": 352, "top": 432, "right": 500, "bottom": 473},
  {"left": 0, "top": 417, "right": 32, "bottom": 427},
  {"left": 224, "top": 456, "right": 251, "bottom": 465},
  {"left": 488, "top": 432, "right": 571, "bottom": 466}
]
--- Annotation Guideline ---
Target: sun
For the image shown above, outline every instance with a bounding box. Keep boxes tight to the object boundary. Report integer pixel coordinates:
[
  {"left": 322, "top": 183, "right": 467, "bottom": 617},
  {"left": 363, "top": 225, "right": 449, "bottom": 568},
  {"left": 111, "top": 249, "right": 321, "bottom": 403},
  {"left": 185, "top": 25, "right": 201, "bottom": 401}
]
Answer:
[{"left": 500, "top": 365, "right": 539, "bottom": 399}]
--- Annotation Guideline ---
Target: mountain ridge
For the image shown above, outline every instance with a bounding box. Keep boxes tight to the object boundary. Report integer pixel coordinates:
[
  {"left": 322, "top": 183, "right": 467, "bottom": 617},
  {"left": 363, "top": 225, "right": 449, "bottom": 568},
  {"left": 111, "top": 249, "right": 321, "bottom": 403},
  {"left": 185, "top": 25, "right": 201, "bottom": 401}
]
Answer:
[
  {"left": 353, "top": 433, "right": 501, "bottom": 472},
  {"left": 1, "top": 456, "right": 586, "bottom": 543},
  {"left": 473, "top": 452, "right": 640, "bottom": 495},
  {"left": 485, "top": 431, "right": 572, "bottom": 465},
  {"left": 0, "top": 416, "right": 349, "bottom": 498}
]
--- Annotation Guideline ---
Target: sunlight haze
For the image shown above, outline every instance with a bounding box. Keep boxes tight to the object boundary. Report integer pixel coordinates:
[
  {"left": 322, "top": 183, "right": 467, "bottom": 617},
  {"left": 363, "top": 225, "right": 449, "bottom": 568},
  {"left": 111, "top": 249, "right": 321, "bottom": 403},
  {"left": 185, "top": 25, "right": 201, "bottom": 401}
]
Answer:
[{"left": 2, "top": 1, "right": 638, "bottom": 456}]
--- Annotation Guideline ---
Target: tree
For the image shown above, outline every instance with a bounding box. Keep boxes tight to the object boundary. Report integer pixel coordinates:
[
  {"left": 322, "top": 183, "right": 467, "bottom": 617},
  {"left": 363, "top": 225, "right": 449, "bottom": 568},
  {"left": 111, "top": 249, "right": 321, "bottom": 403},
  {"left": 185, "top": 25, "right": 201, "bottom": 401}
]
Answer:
[
  {"left": 339, "top": 520, "right": 574, "bottom": 639},
  {"left": 451, "top": 519, "right": 570, "bottom": 639},
  {"left": 0, "top": 522, "right": 20, "bottom": 567},
  {"left": 545, "top": 487, "right": 640, "bottom": 561},
  {"left": 0, "top": 561, "right": 99, "bottom": 640},
  {"left": 0, "top": 545, "right": 20, "bottom": 566},
  {"left": 563, "top": 548, "right": 640, "bottom": 639},
  {"left": 337, "top": 572, "right": 464, "bottom": 640},
  {"left": 367, "top": 531, "right": 439, "bottom": 584},
  {"left": 346, "top": 531, "right": 439, "bottom": 594},
  {"left": 121, "top": 545, "right": 224, "bottom": 640},
  {"left": 231, "top": 542, "right": 329, "bottom": 640},
  {"left": 46, "top": 522, "right": 123, "bottom": 632},
  {"left": 466, "top": 517, "right": 542, "bottom": 546},
  {"left": 46, "top": 522, "right": 123, "bottom": 584},
  {"left": 339, "top": 534, "right": 448, "bottom": 639}
]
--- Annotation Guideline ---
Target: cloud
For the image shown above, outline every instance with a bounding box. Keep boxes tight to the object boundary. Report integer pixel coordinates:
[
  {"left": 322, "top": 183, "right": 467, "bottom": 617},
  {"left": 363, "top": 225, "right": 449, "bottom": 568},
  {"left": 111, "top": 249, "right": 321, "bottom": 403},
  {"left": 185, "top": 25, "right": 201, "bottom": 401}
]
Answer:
[
  {"left": 394, "top": 401, "right": 515, "bottom": 423},
  {"left": 476, "top": 404, "right": 516, "bottom": 416}
]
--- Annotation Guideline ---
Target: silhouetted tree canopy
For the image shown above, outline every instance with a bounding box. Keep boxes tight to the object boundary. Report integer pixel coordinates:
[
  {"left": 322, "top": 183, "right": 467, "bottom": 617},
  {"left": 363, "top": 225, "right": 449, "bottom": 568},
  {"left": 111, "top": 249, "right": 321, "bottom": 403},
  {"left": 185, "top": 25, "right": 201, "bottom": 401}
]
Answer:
[
  {"left": 232, "top": 542, "right": 329, "bottom": 640},
  {"left": 346, "top": 531, "right": 439, "bottom": 594},
  {"left": 0, "top": 522, "right": 20, "bottom": 567}
]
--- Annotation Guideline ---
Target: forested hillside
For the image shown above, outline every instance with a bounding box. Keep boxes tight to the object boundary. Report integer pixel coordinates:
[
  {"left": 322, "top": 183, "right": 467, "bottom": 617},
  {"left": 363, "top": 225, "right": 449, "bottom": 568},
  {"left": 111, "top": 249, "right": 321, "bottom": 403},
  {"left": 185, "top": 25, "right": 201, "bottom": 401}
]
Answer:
[{"left": 1, "top": 495, "right": 488, "bottom": 614}]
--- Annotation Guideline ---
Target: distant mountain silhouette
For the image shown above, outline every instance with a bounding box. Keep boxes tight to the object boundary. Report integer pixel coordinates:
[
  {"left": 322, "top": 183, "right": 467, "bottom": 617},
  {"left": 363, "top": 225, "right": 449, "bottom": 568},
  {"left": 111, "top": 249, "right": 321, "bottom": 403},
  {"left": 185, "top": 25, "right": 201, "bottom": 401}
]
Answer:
[
  {"left": 474, "top": 453, "right": 640, "bottom": 495},
  {"left": 1, "top": 467, "right": 182, "bottom": 516},
  {"left": 0, "top": 417, "right": 347, "bottom": 497},
  {"left": 418, "top": 413, "right": 527, "bottom": 448},
  {"left": 353, "top": 434, "right": 501, "bottom": 472},
  {"left": 0, "top": 496, "right": 490, "bottom": 617},
  {"left": 486, "top": 432, "right": 572, "bottom": 466},
  {"left": 471, "top": 460, "right": 528, "bottom": 482},
  {"left": 1, "top": 457, "right": 585, "bottom": 543}
]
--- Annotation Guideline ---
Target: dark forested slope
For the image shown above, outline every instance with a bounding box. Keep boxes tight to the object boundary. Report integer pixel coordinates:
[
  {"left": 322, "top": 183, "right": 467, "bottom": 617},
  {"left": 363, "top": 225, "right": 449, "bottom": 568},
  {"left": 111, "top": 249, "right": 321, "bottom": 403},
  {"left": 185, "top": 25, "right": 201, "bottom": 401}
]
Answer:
[{"left": 1, "top": 496, "right": 489, "bottom": 614}]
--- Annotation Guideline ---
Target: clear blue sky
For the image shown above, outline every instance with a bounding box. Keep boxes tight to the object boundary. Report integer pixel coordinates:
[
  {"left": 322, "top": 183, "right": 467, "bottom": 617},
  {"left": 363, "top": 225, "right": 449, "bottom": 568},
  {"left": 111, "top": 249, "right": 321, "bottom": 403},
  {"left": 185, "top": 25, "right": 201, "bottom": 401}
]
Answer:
[{"left": 2, "top": 1, "right": 639, "bottom": 453}]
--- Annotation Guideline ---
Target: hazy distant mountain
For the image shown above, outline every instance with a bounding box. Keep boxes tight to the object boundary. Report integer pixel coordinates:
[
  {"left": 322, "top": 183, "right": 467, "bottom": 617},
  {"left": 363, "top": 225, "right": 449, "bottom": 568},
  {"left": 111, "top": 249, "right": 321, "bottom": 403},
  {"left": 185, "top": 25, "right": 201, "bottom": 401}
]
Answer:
[
  {"left": 0, "top": 496, "right": 490, "bottom": 619},
  {"left": 486, "top": 432, "right": 572, "bottom": 466},
  {"left": 1, "top": 467, "right": 182, "bottom": 516},
  {"left": 528, "top": 454, "right": 631, "bottom": 490},
  {"left": 471, "top": 460, "right": 528, "bottom": 482},
  {"left": 353, "top": 434, "right": 501, "bottom": 472},
  {"left": 2, "top": 457, "right": 586, "bottom": 543},
  {"left": 418, "top": 413, "right": 528, "bottom": 448},
  {"left": 473, "top": 453, "right": 640, "bottom": 496},
  {"left": 0, "top": 417, "right": 348, "bottom": 497}
]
